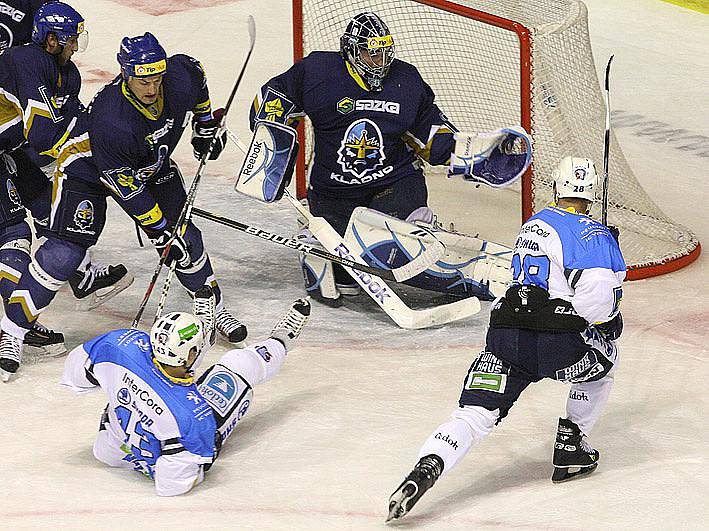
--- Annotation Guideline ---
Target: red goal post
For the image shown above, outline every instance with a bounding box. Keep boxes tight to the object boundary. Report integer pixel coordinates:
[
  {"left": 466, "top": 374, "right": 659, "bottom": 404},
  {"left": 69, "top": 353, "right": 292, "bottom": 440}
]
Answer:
[{"left": 291, "top": 0, "right": 700, "bottom": 280}]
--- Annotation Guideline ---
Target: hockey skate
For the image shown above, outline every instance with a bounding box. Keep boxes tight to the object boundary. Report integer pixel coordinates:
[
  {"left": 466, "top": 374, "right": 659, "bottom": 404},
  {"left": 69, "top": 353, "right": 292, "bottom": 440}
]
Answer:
[
  {"left": 386, "top": 454, "right": 444, "bottom": 522},
  {"left": 193, "top": 286, "right": 216, "bottom": 346},
  {"left": 24, "top": 322, "right": 66, "bottom": 357},
  {"left": 0, "top": 332, "right": 23, "bottom": 382},
  {"left": 215, "top": 307, "right": 248, "bottom": 344},
  {"left": 270, "top": 298, "right": 311, "bottom": 349},
  {"left": 551, "top": 418, "right": 599, "bottom": 483},
  {"left": 69, "top": 262, "right": 134, "bottom": 310}
]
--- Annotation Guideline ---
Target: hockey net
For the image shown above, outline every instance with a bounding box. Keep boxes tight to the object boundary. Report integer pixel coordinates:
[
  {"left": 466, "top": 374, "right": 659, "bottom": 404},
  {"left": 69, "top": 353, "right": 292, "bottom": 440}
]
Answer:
[{"left": 292, "top": 0, "right": 700, "bottom": 279}]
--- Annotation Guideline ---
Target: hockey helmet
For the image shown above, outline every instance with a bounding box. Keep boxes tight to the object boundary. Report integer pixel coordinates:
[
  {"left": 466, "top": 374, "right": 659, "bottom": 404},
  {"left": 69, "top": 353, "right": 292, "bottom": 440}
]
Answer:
[
  {"left": 553, "top": 156, "right": 599, "bottom": 203},
  {"left": 340, "top": 12, "right": 395, "bottom": 92},
  {"left": 32, "top": 1, "right": 88, "bottom": 51},
  {"left": 150, "top": 312, "right": 207, "bottom": 369},
  {"left": 117, "top": 32, "right": 167, "bottom": 79}
]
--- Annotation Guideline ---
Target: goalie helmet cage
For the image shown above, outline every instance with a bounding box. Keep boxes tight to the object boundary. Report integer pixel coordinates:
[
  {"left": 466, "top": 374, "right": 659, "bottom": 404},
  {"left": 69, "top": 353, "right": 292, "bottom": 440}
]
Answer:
[{"left": 291, "top": 0, "right": 701, "bottom": 280}]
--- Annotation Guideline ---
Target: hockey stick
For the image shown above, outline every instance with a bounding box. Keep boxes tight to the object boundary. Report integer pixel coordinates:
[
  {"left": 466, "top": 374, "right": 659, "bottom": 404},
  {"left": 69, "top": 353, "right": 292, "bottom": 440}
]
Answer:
[
  {"left": 133, "top": 15, "right": 257, "bottom": 328},
  {"left": 191, "top": 207, "right": 428, "bottom": 282},
  {"left": 601, "top": 55, "right": 614, "bottom": 227}
]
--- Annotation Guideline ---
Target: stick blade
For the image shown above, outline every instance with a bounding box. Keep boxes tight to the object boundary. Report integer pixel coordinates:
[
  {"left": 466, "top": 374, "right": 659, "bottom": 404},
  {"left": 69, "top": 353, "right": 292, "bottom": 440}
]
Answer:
[{"left": 247, "top": 15, "right": 256, "bottom": 47}]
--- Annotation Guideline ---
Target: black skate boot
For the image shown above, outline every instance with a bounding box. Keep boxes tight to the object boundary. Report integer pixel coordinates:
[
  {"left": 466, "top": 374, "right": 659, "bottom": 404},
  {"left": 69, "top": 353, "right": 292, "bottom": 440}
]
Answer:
[
  {"left": 215, "top": 307, "right": 248, "bottom": 344},
  {"left": 552, "top": 417, "right": 599, "bottom": 483},
  {"left": 193, "top": 286, "right": 216, "bottom": 347},
  {"left": 387, "top": 454, "right": 444, "bottom": 522},
  {"left": 333, "top": 264, "right": 361, "bottom": 296},
  {"left": 0, "top": 332, "right": 23, "bottom": 382},
  {"left": 270, "top": 298, "right": 311, "bottom": 349},
  {"left": 24, "top": 322, "right": 66, "bottom": 357},
  {"left": 69, "top": 262, "right": 134, "bottom": 310}
]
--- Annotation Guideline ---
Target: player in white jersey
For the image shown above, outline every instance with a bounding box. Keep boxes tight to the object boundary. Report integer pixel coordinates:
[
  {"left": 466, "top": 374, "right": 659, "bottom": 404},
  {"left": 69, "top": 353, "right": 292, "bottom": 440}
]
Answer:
[
  {"left": 387, "top": 157, "right": 626, "bottom": 521},
  {"left": 60, "top": 286, "right": 310, "bottom": 496}
]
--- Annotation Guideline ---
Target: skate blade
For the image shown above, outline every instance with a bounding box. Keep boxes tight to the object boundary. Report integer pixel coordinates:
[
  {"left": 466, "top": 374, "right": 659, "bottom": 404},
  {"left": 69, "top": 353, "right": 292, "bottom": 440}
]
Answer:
[
  {"left": 386, "top": 482, "right": 417, "bottom": 523},
  {"left": 77, "top": 273, "right": 135, "bottom": 311},
  {"left": 24, "top": 342, "right": 67, "bottom": 358},
  {"left": 551, "top": 463, "right": 598, "bottom": 483}
]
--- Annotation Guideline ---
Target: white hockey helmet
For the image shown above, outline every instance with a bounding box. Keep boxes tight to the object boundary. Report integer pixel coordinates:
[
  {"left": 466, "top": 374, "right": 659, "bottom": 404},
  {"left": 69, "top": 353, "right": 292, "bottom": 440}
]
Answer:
[
  {"left": 150, "top": 312, "right": 206, "bottom": 368},
  {"left": 552, "top": 156, "right": 599, "bottom": 202}
]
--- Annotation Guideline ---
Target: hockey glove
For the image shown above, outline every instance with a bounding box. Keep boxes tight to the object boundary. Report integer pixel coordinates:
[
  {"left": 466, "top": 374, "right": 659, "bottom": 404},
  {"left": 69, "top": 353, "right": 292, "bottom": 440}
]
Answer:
[
  {"left": 147, "top": 226, "right": 192, "bottom": 269},
  {"left": 595, "top": 312, "right": 623, "bottom": 341},
  {"left": 191, "top": 108, "right": 227, "bottom": 161}
]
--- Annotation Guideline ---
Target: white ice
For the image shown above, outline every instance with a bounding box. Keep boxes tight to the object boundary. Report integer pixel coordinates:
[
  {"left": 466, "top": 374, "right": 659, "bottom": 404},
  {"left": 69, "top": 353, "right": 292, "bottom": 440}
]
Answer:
[{"left": 1, "top": 0, "right": 707, "bottom": 529}]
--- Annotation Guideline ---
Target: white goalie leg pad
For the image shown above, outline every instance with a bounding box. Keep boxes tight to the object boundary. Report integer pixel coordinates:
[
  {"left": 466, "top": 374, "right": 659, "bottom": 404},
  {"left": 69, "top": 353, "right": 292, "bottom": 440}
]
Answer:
[
  {"left": 417, "top": 405, "right": 498, "bottom": 474},
  {"left": 297, "top": 227, "right": 339, "bottom": 301},
  {"left": 565, "top": 362, "right": 618, "bottom": 436}
]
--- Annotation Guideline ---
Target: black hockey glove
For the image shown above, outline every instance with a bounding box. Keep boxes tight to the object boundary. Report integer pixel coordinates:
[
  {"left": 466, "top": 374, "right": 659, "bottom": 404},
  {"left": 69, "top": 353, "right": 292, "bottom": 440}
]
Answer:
[
  {"left": 147, "top": 227, "right": 192, "bottom": 269},
  {"left": 191, "top": 108, "right": 227, "bottom": 161},
  {"left": 595, "top": 312, "right": 623, "bottom": 341}
]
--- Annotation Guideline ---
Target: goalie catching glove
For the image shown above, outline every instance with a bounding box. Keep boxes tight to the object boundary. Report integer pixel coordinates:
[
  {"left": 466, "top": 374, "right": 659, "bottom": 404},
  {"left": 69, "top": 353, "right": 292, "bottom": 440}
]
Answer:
[
  {"left": 448, "top": 126, "right": 532, "bottom": 188},
  {"left": 235, "top": 120, "right": 299, "bottom": 203},
  {"left": 191, "top": 108, "right": 228, "bottom": 160}
]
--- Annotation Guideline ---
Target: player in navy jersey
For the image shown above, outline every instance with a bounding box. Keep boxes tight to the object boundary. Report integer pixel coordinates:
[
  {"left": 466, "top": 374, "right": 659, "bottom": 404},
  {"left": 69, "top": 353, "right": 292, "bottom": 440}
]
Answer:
[
  {"left": 0, "top": 32, "right": 244, "bottom": 381},
  {"left": 60, "top": 287, "right": 310, "bottom": 496},
  {"left": 0, "top": 1, "right": 131, "bottom": 367},
  {"left": 387, "top": 157, "right": 626, "bottom": 522},
  {"left": 250, "top": 12, "right": 526, "bottom": 305}
]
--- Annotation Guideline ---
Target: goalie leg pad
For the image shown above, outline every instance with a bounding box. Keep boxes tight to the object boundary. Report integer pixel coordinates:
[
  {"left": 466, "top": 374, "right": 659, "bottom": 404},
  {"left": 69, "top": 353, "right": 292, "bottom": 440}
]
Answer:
[{"left": 297, "top": 227, "right": 341, "bottom": 304}]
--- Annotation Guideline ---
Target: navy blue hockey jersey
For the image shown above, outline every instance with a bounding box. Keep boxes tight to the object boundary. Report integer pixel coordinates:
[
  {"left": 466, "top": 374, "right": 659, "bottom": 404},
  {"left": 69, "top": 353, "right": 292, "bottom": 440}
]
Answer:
[
  {"left": 251, "top": 51, "right": 456, "bottom": 197},
  {"left": 0, "top": 0, "right": 45, "bottom": 50}
]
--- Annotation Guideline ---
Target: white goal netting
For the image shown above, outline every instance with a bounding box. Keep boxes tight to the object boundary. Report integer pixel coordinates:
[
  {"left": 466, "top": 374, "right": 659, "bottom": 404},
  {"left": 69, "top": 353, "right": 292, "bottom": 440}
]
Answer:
[{"left": 294, "top": 0, "right": 700, "bottom": 278}]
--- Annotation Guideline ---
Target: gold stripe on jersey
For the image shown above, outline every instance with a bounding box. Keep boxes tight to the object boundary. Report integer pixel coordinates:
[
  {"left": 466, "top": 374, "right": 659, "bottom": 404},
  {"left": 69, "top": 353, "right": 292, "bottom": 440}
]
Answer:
[
  {"left": 8, "top": 294, "right": 39, "bottom": 323},
  {"left": 121, "top": 81, "right": 164, "bottom": 121},
  {"left": 54, "top": 135, "right": 91, "bottom": 178},
  {"left": 0, "top": 91, "right": 22, "bottom": 131},
  {"left": 345, "top": 62, "right": 369, "bottom": 91},
  {"left": 194, "top": 98, "right": 212, "bottom": 117},
  {"left": 402, "top": 126, "right": 454, "bottom": 163},
  {"left": 23, "top": 104, "right": 54, "bottom": 138}
]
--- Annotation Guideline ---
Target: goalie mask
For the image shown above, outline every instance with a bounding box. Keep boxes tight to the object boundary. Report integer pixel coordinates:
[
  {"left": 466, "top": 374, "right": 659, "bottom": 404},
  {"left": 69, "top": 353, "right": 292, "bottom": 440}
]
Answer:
[
  {"left": 553, "top": 156, "right": 599, "bottom": 203},
  {"left": 340, "top": 12, "right": 395, "bottom": 92},
  {"left": 150, "top": 312, "right": 206, "bottom": 370}
]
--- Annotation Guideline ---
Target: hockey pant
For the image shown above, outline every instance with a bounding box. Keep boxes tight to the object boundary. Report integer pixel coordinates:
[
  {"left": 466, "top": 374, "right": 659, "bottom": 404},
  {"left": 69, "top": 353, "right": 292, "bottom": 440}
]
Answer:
[
  {"left": 196, "top": 338, "right": 288, "bottom": 443},
  {"left": 415, "top": 327, "right": 618, "bottom": 475}
]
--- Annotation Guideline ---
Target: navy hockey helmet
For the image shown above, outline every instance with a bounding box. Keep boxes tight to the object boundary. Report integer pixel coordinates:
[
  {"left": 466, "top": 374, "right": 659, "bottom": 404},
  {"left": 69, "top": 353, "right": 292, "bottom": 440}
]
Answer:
[
  {"left": 340, "top": 12, "right": 395, "bottom": 92},
  {"left": 117, "top": 32, "right": 167, "bottom": 79},
  {"left": 32, "top": 1, "right": 88, "bottom": 51}
]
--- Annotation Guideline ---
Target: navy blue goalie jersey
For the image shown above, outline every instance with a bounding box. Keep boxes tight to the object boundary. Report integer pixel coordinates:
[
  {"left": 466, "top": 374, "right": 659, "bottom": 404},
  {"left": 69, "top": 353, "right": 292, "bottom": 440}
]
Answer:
[{"left": 251, "top": 51, "right": 456, "bottom": 197}]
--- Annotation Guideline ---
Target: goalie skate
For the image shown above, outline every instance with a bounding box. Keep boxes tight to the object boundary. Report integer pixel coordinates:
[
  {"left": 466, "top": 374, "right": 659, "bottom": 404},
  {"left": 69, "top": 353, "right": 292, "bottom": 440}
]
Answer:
[
  {"left": 69, "top": 262, "right": 134, "bottom": 310},
  {"left": 386, "top": 454, "right": 443, "bottom": 522},
  {"left": 551, "top": 418, "right": 599, "bottom": 483}
]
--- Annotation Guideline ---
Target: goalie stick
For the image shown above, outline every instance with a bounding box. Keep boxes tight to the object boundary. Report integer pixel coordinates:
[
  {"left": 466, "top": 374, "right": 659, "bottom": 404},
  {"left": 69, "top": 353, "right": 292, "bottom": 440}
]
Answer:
[
  {"left": 227, "top": 128, "right": 478, "bottom": 328},
  {"left": 190, "top": 207, "right": 431, "bottom": 283},
  {"left": 601, "top": 55, "right": 614, "bottom": 227},
  {"left": 132, "top": 15, "right": 257, "bottom": 328}
]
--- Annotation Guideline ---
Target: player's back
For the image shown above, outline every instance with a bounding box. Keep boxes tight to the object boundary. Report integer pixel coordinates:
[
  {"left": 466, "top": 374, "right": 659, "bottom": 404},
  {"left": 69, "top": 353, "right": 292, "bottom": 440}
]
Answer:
[
  {"left": 512, "top": 206, "right": 625, "bottom": 302},
  {"left": 82, "top": 329, "right": 216, "bottom": 475},
  {"left": 0, "top": 0, "right": 44, "bottom": 49}
]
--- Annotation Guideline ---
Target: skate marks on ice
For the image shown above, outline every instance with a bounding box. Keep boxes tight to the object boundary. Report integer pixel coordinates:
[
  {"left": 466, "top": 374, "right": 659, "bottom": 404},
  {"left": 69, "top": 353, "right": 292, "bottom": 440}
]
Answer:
[{"left": 107, "top": 0, "right": 238, "bottom": 16}]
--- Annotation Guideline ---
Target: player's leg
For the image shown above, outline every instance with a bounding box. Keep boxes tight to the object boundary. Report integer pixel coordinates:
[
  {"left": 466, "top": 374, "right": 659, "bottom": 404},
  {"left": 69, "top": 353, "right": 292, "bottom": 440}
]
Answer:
[
  {"left": 148, "top": 163, "right": 246, "bottom": 343},
  {"left": 196, "top": 298, "right": 310, "bottom": 445},
  {"left": 92, "top": 405, "right": 135, "bottom": 469},
  {"left": 551, "top": 329, "right": 619, "bottom": 482},
  {"left": 387, "top": 348, "right": 531, "bottom": 522},
  {"left": 9, "top": 148, "right": 133, "bottom": 308},
  {"left": 0, "top": 180, "right": 108, "bottom": 381}
]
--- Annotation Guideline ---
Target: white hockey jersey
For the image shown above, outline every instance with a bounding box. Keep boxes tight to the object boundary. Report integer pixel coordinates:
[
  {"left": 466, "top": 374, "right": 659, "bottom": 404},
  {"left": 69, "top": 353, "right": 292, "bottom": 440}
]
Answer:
[
  {"left": 511, "top": 205, "right": 626, "bottom": 324},
  {"left": 60, "top": 328, "right": 218, "bottom": 496}
]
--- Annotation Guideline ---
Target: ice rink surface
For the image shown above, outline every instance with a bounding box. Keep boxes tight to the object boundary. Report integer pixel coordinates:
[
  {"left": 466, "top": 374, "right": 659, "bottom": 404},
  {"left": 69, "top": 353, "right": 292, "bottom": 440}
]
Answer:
[{"left": 1, "top": 0, "right": 707, "bottom": 529}]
